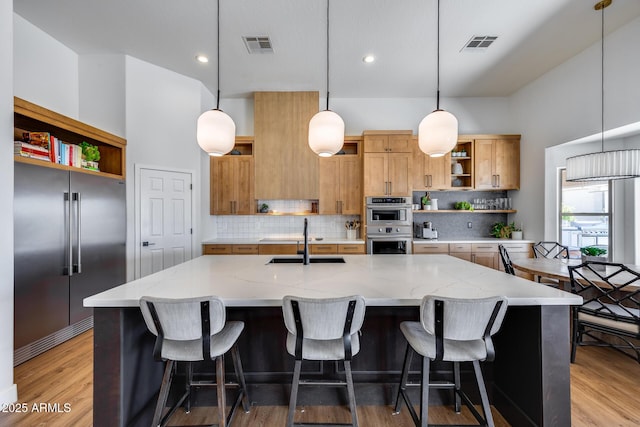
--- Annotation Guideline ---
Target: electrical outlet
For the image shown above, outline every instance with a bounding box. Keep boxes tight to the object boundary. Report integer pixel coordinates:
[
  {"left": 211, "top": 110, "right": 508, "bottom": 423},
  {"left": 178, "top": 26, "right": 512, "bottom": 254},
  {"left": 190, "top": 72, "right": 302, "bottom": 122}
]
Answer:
[{"left": 467, "top": 222, "right": 472, "bottom": 229}]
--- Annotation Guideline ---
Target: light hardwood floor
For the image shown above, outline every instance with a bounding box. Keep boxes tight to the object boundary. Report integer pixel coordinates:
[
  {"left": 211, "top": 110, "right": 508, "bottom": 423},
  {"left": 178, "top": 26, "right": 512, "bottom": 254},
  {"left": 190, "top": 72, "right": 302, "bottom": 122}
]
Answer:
[{"left": 1, "top": 330, "right": 639, "bottom": 426}]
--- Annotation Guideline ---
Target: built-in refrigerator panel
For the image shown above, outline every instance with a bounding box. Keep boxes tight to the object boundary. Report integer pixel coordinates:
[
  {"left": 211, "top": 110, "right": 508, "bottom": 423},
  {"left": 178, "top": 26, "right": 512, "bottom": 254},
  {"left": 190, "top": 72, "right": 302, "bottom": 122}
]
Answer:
[
  {"left": 14, "top": 163, "right": 70, "bottom": 348},
  {"left": 69, "top": 171, "right": 126, "bottom": 323}
]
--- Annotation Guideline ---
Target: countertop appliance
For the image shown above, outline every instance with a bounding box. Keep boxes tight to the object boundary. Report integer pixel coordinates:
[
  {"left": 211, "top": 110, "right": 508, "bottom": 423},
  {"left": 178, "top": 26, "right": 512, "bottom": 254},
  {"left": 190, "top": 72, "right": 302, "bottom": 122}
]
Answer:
[
  {"left": 416, "top": 221, "right": 438, "bottom": 240},
  {"left": 365, "top": 196, "right": 413, "bottom": 254},
  {"left": 14, "top": 162, "right": 126, "bottom": 365}
]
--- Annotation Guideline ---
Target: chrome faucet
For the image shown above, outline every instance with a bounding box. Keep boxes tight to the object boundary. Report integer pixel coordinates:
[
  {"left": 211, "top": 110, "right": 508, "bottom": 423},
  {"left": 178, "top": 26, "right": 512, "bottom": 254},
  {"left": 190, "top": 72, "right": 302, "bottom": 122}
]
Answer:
[{"left": 297, "top": 218, "right": 310, "bottom": 265}]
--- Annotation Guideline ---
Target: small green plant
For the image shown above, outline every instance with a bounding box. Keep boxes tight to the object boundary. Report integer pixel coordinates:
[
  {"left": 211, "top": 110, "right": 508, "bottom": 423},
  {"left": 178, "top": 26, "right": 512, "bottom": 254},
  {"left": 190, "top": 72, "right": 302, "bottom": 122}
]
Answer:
[
  {"left": 80, "top": 141, "right": 100, "bottom": 162},
  {"left": 509, "top": 222, "right": 522, "bottom": 232},
  {"left": 580, "top": 246, "right": 607, "bottom": 256},
  {"left": 259, "top": 203, "right": 269, "bottom": 213},
  {"left": 454, "top": 201, "right": 473, "bottom": 211},
  {"left": 491, "top": 222, "right": 513, "bottom": 238}
]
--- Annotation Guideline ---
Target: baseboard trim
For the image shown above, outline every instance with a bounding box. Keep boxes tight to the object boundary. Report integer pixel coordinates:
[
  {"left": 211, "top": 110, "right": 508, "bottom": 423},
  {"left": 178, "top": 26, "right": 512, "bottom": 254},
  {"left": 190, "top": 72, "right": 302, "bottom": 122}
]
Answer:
[{"left": 0, "top": 383, "right": 18, "bottom": 405}]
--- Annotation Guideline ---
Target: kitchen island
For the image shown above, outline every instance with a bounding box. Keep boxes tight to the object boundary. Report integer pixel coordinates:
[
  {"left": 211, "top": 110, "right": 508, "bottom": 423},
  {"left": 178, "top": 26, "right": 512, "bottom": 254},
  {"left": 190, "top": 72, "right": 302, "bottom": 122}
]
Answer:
[{"left": 85, "top": 254, "right": 581, "bottom": 427}]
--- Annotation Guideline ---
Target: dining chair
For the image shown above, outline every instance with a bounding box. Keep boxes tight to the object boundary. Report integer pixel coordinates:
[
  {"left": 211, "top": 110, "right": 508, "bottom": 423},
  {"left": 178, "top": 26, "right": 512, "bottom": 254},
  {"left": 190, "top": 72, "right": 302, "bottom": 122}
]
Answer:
[
  {"left": 139, "top": 295, "right": 250, "bottom": 427},
  {"left": 498, "top": 244, "right": 515, "bottom": 275},
  {"left": 568, "top": 261, "right": 640, "bottom": 363},
  {"left": 393, "top": 295, "right": 508, "bottom": 427},
  {"left": 282, "top": 295, "right": 366, "bottom": 427},
  {"left": 533, "top": 242, "right": 569, "bottom": 286}
]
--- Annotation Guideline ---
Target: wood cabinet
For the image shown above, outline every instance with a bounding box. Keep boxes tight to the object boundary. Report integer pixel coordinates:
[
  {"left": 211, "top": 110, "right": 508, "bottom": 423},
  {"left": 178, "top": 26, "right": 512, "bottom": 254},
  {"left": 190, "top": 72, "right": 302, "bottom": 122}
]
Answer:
[
  {"left": 363, "top": 131, "right": 412, "bottom": 196},
  {"left": 210, "top": 138, "right": 254, "bottom": 215},
  {"left": 470, "top": 243, "right": 499, "bottom": 269},
  {"left": 14, "top": 97, "right": 126, "bottom": 179},
  {"left": 258, "top": 244, "right": 299, "bottom": 255},
  {"left": 337, "top": 244, "right": 366, "bottom": 254},
  {"left": 497, "top": 242, "right": 533, "bottom": 278},
  {"left": 412, "top": 243, "right": 449, "bottom": 254},
  {"left": 319, "top": 138, "right": 361, "bottom": 215},
  {"left": 450, "top": 139, "right": 473, "bottom": 189},
  {"left": 310, "top": 244, "right": 337, "bottom": 255},
  {"left": 412, "top": 136, "right": 451, "bottom": 191},
  {"left": 203, "top": 244, "right": 259, "bottom": 255},
  {"left": 309, "top": 243, "right": 366, "bottom": 255},
  {"left": 254, "top": 91, "right": 319, "bottom": 199},
  {"left": 474, "top": 136, "right": 520, "bottom": 190},
  {"left": 413, "top": 241, "right": 533, "bottom": 272}
]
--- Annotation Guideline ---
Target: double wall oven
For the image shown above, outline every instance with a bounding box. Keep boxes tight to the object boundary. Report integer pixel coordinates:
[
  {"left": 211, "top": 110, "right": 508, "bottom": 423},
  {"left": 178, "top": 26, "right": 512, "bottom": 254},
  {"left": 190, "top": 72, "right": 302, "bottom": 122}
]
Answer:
[{"left": 365, "top": 196, "right": 413, "bottom": 254}]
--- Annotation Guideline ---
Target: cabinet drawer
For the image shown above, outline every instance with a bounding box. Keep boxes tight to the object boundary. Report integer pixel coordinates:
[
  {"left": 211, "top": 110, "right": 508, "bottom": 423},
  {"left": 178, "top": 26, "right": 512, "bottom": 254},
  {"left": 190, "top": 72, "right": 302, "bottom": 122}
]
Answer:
[
  {"left": 310, "top": 244, "right": 338, "bottom": 255},
  {"left": 203, "top": 244, "right": 232, "bottom": 255},
  {"left": 449, "top": 243, "right": 472, "bottom": 253},
  {"left": 499, "top": 243, "right": 532, "bottom": 253},
  {"left": 413, "top": 243, "right": 449, "bottom": 254},
  {"left": 471, "top": 243, "right": 498, "bottom": 253},
  {"left": 338, "top": 244, "right": 365, "bottom": 254},
  {"left": 232, "top": 244, "right": 259, "bottom": 255},
  {"left": 259, "top": 244, "right": 298, "bottom": 255}
]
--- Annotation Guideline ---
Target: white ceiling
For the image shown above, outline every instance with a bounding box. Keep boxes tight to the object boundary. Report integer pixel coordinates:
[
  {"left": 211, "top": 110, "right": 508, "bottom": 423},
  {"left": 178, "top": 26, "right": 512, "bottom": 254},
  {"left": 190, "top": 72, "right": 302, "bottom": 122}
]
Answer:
[{"left": 14, "top": 0, "right": 640, "bottom": 99}]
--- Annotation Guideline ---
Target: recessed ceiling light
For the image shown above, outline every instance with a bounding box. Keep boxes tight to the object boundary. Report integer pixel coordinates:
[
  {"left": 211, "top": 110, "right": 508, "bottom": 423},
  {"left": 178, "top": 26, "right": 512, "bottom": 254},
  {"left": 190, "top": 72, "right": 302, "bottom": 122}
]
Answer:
[
  {"left": 195, "top": 55, "right": 209, "bottom": 63},
  {"left": 363, "top": 55, "right": 375, "bottom": 63}
]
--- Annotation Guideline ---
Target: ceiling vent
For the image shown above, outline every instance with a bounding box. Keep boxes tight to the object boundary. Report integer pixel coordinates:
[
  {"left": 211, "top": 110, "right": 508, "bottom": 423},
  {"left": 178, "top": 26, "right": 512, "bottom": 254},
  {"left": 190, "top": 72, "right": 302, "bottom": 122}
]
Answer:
[
  {"left": 461, "top": 36, "right": 498, "bottom": 52},
  {"left": 242, "top": 36, "right": 274, "bottom": 54}
]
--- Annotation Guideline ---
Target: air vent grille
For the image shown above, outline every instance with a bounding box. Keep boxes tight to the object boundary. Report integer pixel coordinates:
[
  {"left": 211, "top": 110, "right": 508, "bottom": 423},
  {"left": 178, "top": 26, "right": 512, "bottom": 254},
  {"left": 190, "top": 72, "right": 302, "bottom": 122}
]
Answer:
[
  {"left": 461, "top": 36, "right": 498, "bottom": 52},
  {"left": 242, "top": 36, "right": 274, "bottom": 54}
]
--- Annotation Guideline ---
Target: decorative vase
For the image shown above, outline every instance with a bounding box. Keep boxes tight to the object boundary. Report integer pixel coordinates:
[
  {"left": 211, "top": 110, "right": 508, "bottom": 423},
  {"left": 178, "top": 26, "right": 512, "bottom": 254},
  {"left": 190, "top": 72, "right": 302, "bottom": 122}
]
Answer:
[
  {"left": 511, "top": 231, "right": 523, "bottom": 240},
  {"left": 346, "top": 229, "right": 356, "bottom": 240}
]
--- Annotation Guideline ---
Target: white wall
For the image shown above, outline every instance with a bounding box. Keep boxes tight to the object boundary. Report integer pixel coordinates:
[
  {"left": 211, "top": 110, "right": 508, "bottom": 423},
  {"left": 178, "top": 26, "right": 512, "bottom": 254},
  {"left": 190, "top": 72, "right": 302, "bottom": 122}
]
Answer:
[
  {"left": 124, "top": 56, "right": 205, "bottom": 280},
  {"left": 511, "top": 15, "right": 640, "bottom": 243},
  {"left": 79, "top": 54, "right": 126, "bottom": 137},
  {"left": 13, "top": 14, "right": 79, "bottom": 118},
  {"left": 0, "top": 0, "right": 17, "bottom": 406}
]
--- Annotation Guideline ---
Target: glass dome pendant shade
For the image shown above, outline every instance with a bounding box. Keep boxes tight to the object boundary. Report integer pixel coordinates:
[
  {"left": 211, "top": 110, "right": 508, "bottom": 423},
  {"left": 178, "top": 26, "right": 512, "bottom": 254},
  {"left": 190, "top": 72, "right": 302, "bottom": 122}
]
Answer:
[
  {"left": 419, "top": 109, "right": 458, "bottom": 157},
  {"left": 309, "top": 110, "right": 345, "bottom": 157},
  {"left": 197, "top": 108, "right": 236, "bottom": 157}
]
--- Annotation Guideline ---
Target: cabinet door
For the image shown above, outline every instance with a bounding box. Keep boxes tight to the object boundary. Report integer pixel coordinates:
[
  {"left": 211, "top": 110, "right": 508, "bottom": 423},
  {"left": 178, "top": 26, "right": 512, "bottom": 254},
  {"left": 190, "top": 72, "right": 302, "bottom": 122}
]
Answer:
[
  {"left": 338, "top": 244, "right": 365, "bottom": 254},
  {"left": 364, "top": 153, "right": 388, "bottom": 196},
  {"left": 203, "top": 244, "right": 232, "bottom": 255},
  {"left": 474, "top": 139, "right": 495, "bottom": 190},
  {"left": 388, "top": 153, "right": 411, "bottom": 196},
  {"left": 472, "top": 252, "right": 498, "bottom": 269},
  {"left": 363, "top": 135, "right": 389, "bottom": 153},
  {"left": 310, "top": 244, "right": 338, "bottom": 255},
  {"left": 388, "top": 134, "right": 412, "bottom": 152},
  {"left": 211, "top": 157, "right": 234, "bottom": 215},
  {"left": 425, "top": 153, "right": 451, "bottom": 189},
  {"left": 494, "top": 138, "right": 520, "bottom": 190},
  {"left": 259, "top": 244, "right": 299, "bottom": 255},
  {"left": 235, "top": 157, "right": 255, "bottom": 214},
  {"left": 339, "top": 156, "right": 362, "bottom": 214},
  {"left": 319, "top": 157, "right": 340, "bottom": 214}
]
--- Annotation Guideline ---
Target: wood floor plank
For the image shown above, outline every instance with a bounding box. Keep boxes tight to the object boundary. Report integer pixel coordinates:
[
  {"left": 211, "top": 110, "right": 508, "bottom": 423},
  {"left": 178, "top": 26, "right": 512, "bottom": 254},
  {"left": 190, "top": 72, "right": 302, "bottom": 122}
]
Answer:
[{"left": 1, "top": 329, "right": 639, "bottom": 426}]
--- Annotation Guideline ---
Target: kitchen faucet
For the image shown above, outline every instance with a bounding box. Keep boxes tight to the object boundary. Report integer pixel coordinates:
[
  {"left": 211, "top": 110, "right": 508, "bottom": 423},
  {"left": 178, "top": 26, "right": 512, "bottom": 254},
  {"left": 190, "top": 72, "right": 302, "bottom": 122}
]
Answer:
[{"left": 297, "top": 218, "right": 310, "bottom": 265}]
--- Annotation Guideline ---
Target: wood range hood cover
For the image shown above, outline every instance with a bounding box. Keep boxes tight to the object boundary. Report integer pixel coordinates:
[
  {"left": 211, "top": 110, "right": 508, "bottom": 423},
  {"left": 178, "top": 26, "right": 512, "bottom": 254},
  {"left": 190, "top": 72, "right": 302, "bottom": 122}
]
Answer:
[{"left": 253, "top": 91, "right": 320, "bottom": 200}]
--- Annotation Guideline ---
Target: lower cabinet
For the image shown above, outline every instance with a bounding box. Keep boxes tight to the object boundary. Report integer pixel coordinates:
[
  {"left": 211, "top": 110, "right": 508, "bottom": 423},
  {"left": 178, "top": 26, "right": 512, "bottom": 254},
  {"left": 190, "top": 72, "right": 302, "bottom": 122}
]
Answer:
[
  {"left": 203, "top": 244, "right": 259, "bottom": 255},
  {"left": 204, "top": 243, "right": 366, "bottom": 255},
  {"left": 413, "top": 242, "right": 533, "bottom": 273}
]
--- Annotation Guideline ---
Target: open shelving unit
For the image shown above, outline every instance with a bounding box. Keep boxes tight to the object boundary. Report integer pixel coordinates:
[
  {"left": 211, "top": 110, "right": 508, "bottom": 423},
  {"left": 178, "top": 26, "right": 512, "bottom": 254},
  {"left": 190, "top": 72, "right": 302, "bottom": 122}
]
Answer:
[
  {"left": 14, "top": 97, "right": 126, "bottom": 179},
  {"left": 450, "top": 139, "right": 473, "bottom": 189}
]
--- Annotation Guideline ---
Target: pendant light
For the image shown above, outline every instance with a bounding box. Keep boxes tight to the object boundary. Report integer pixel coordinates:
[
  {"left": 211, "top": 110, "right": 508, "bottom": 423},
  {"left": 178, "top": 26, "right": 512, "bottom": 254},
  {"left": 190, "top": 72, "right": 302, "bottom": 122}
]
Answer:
[
  {"left": 418, "top": 0, "right": 458, "bottom": 158},
  {"left": 308, "top": 0, "right": 345, "bottom": 157},
  {"left": 566, "top": 0, "right": 640, "bottom": 181},
  {"left": 196, "top": 0, "right": 236, "bottom": 157}
]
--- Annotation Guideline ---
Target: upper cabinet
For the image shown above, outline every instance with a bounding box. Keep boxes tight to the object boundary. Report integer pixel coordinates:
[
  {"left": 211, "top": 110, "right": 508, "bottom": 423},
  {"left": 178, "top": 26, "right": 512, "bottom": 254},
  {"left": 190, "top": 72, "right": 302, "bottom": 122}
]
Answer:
[
  {"left": 363, "top": 130, "right": 412, "bottom": 196},
  {"left": 210, "top": 137, "right": 255, "bottom": 215},
  {"left": 254, "top": 91, "right": 319, "bottom": 199},
  {"left": 13, "top": 97, "right": 126, "bottom": 179},
  {"left": 412, "top": 136, "right": 451, "bottom": 191},
  {"left": 319, "top": 137, "right": 362, "bottom": 215},
  {"left": 473, "top": 136, "right": 520, "bottom": 190}
]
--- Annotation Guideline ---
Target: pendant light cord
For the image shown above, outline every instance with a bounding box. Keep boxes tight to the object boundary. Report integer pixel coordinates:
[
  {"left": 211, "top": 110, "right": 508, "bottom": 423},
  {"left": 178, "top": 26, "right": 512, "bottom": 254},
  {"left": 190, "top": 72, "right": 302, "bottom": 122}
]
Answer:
[
  {"left": 600, "top": 2, "right": 604, "bottom": 153},
  {"left": 326, "top": 0, "right": 330, "bottom": 111},
  {"left": 436, "top": 0, "right": 441, "bottom": 110},
  {"left": 216, "top": 0, "right": 221, "bottom": 110}
]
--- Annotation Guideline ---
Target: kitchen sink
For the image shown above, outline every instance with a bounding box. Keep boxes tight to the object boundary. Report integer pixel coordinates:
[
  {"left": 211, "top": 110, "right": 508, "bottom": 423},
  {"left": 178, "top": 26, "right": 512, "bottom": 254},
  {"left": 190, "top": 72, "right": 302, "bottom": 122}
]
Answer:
[{"left": 268, "top": 257, "right": 345, "bottom": 264}]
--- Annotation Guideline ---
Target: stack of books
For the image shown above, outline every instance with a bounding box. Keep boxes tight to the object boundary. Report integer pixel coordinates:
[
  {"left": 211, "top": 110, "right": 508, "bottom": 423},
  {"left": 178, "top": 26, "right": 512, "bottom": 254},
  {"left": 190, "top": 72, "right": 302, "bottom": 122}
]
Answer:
[{"left": 16, "top": 131, "right": 83, "bottom": 167}]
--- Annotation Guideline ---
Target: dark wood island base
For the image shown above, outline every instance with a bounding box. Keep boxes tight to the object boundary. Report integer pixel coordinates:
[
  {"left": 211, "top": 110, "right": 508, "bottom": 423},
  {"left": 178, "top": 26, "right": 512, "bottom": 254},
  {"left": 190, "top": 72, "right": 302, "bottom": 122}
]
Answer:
[{"left": 93, "top": 305, "right": 571, "bottom": 427}]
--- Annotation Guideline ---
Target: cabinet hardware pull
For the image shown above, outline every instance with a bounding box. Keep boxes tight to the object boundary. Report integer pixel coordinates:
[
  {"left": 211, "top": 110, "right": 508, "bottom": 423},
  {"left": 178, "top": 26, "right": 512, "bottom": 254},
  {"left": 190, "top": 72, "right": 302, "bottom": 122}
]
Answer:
[
  {"left": 424, "top": 175, "right": 428, "bottom": 187},
  {"left": 497, "top": 175, "right": 501, "bottom": 187},
  {"left": 429, "top": 175, "right": 433, "bottom": 187},
  {"left": 74, "top": 192, "right": 82, "bottom": 274},
  {"left": 389, "top": 182, "right": 392, "bottom": 194},
  {"left": 64, "top": 192, "right": 72, "bottom": 276}
]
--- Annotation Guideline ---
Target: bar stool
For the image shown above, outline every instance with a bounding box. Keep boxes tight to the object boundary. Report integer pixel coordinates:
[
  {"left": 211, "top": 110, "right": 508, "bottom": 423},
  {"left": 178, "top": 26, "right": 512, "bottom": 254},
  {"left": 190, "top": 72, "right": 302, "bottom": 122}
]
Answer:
[
  {"left": 282, "top": 295, "right": 366, "bottom": 427},
  {"left": 139, "top": 295, "right": 250, "bottom": 427},
  {"left": 393, "top": 295, "right": 508, "bottom": 427}
]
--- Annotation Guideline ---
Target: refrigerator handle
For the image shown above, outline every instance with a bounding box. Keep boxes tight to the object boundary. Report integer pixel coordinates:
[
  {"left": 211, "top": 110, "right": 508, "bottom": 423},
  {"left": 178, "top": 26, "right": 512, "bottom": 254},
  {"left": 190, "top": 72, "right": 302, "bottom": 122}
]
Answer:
[
  {"left": 73, "top": 192, "right": 82, "bottom": 274},
  {"left": 64, "top": 192, "right": 72, "bottom": 276}
]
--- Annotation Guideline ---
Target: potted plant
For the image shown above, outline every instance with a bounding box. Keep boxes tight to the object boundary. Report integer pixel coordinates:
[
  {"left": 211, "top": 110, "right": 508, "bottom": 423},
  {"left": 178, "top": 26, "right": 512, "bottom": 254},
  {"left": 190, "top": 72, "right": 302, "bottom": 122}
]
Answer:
[
  {"left": 490, "top": 222, "right": 513, "bottom": 239},
  {"left": 80, "top": 141, "right": 100, "bottom": 171},
  {"left": 580, "top": 246, "right": 607, "bottom": 270},
  {"left": 510, "top": 222, "right": 523, "bottom": 240}
]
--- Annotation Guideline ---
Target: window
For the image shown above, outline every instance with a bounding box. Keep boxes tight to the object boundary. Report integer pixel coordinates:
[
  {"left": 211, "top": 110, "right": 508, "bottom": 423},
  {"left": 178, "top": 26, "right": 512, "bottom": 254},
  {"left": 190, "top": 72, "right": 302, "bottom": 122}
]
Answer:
[{"left": 559, "top": 169, "right": 611, "bottom": 259}]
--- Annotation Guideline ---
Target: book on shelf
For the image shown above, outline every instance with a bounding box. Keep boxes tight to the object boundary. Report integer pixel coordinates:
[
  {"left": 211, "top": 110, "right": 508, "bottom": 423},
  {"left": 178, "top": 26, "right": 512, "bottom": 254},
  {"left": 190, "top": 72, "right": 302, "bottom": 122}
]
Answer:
[{"left": 14, "top": 141, "right": 51, "bottom": 162}]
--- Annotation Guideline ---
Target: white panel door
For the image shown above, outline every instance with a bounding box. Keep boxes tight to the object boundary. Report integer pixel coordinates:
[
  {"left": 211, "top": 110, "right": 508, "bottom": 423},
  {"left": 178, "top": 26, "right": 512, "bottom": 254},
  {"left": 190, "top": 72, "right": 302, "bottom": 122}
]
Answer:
[{"left": 140, "top": 168, "right": 193, "bottom": 277}]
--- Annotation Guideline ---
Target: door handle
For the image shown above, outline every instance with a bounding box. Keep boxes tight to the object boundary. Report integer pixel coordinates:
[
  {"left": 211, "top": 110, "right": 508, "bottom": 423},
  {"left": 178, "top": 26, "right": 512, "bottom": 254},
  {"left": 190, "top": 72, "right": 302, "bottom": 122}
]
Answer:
[
  {"left": 64, "top": 192, "right": 72, "bottom": 276},
  {"left": 73, "top": 192, "right": 82, "bottom": 274},
  {"left": 496, "top": 175, "right": 501, "bottom": 188},
  {"left": 142, "top": 241, "right": 156, "bottom": 247},
  {"left": 389, "top": 182, "right": 392, "bottom": 194},
  {"left": 429, "top": 175, "right": 433, "bottom": 187}
]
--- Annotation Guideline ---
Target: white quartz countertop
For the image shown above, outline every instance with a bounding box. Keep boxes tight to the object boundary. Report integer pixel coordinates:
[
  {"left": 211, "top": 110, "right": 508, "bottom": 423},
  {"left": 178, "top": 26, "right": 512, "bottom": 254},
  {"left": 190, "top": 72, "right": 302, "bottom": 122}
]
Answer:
[
  {"left": 202, "top": 238, "right": 365, "bottom": 245},
  {"left": 84, "top": 255, "right": 581, "bottom": 308}
]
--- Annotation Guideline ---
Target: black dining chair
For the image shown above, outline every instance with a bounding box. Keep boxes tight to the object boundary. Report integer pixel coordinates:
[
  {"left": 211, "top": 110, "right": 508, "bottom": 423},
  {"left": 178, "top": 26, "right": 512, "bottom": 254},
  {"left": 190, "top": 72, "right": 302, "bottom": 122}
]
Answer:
[
  {"left": 532, "top": 241, "right": 570, "bottom": 287},
  {"left": 568, "top": 261, "right": 640, "bottom": 363},
  {"left": 498, "top": 244, "right": 515, "bottom": 275}
]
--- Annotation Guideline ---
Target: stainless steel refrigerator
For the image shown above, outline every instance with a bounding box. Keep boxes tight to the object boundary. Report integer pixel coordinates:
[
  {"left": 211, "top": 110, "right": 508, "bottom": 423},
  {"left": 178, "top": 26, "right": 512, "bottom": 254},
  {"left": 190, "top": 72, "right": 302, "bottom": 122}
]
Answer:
[{"left": 14, "top": 162, "right": 125, "bottom": 363}]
